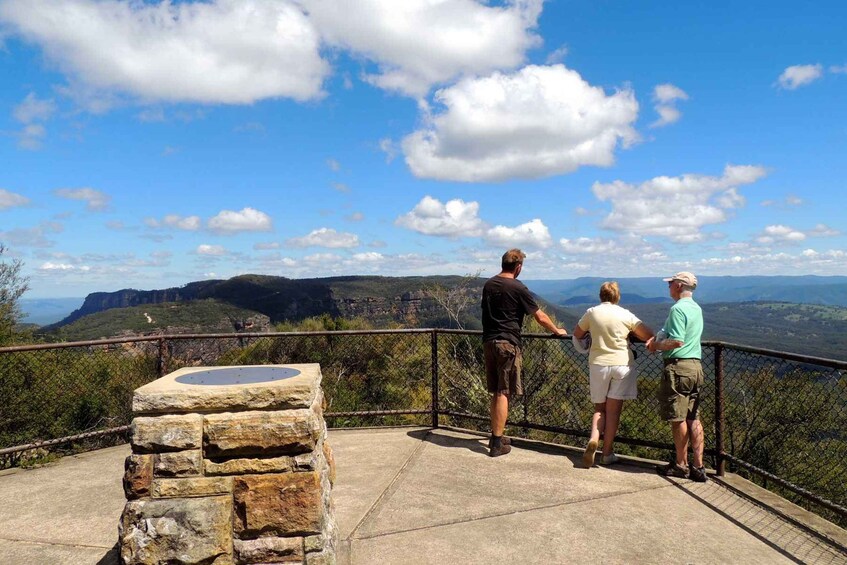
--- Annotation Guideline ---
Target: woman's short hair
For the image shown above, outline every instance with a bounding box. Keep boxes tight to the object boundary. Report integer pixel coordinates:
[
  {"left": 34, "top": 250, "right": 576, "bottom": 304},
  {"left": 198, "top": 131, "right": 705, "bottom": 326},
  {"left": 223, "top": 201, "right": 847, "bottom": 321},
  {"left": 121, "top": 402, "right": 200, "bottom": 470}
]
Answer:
[{"left": 599, "top": 281, "right": 620, "bottom": 304}]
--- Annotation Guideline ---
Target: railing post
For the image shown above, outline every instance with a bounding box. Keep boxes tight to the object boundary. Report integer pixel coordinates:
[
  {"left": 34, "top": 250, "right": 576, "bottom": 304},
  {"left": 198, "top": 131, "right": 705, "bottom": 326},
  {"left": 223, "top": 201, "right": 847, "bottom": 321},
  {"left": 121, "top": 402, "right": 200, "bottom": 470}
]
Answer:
[
  {"left": 157, "top": 338, "right": 166, "bottom": 377},
  {"left": 714, "top": 343, "right": 726, "bottom": 477},
  {"left": 431, "top": 329, "right": 439, "bottom": 429}
]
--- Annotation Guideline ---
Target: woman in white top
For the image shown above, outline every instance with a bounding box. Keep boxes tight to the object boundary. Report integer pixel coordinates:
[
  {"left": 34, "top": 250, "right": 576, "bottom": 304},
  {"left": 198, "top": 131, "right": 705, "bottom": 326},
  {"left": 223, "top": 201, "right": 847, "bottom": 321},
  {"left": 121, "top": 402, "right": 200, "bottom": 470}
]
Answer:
[{"left": 573, "top": 281, "right": 654, "bottom": 467}]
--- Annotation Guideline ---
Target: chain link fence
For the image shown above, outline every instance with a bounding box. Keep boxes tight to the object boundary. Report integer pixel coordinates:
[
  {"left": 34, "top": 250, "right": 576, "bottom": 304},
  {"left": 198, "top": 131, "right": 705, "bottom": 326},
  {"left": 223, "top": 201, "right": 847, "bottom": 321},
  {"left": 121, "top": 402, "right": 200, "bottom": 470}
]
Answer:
[{"left": 1, "top": 330, "right": 845, "bottom": 527}]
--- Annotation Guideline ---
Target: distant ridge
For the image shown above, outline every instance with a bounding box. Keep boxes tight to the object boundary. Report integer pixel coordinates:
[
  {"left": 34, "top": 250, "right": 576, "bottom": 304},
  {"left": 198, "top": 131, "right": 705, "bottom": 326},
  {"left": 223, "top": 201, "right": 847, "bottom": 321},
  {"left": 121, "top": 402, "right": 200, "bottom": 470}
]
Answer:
[
  {"left": 44, "top": 274, "right": 577, "bottom": 336},
  {"left": 526, "top": 275, "right": 847, "bottom": 307}
]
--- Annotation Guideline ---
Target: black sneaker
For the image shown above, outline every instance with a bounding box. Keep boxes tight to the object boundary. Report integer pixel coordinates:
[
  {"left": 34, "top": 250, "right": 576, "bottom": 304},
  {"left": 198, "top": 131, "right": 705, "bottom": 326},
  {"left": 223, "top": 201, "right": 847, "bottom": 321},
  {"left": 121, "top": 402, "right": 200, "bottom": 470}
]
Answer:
[
  {"left": 656, "top": 461, "right": 688, "bottom": 478},
  {"left": 489, "top": 443, "right": 512, "bottom": 457},
  {"left": 689, "top": 465, "right": 708, "bottom": 483}
]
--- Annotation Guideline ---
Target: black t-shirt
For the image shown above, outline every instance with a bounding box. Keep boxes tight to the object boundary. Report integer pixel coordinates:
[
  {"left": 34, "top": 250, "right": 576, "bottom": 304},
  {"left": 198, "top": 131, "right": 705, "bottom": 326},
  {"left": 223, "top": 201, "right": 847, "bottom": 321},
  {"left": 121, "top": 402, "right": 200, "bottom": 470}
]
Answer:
[{"left": 481, "top": 275, "right": 539, "bottom": 346}]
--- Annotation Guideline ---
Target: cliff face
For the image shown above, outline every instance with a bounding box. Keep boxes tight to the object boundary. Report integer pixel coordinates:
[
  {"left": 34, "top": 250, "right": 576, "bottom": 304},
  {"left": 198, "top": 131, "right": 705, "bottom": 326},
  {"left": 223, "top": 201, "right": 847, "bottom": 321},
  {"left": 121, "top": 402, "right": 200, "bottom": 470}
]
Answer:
[
  {"left": 57, "top": 280, "right": 220, "bottom": 327},
  {"left": 49, "top": 276, "right": 482, "bottom": 331}
]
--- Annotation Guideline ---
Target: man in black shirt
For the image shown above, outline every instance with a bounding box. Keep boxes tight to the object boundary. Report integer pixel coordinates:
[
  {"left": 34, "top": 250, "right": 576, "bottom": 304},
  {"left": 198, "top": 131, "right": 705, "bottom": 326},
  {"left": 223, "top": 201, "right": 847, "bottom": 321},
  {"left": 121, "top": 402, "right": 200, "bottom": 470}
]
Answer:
[{"left": 482, "top": 249, "right": 568, "bottom": 457}]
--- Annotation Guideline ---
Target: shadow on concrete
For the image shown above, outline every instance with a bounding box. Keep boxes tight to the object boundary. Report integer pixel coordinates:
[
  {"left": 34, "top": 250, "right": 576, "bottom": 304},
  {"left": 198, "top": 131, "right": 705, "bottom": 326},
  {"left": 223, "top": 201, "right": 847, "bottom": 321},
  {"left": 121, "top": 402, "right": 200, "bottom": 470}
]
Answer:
[
  {"left": 667, "top": 478, "right": 847, "bottom": 564},
  {"left": 95, "top": 544, "right": 119, "bottom": 565},
  {"left": 406, "top": 427, "right": 659, "bottom": 477},
  {"left": 405, "top": 428, "right": 489, "bottom": 456}
]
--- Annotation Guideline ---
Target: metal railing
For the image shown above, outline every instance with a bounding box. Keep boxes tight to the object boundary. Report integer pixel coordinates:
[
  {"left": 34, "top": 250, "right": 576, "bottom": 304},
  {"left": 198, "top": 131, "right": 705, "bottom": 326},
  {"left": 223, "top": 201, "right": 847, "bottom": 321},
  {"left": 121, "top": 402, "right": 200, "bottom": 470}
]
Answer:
[{"left": 1, "top": 329, "right": 845, "bottom": 527}]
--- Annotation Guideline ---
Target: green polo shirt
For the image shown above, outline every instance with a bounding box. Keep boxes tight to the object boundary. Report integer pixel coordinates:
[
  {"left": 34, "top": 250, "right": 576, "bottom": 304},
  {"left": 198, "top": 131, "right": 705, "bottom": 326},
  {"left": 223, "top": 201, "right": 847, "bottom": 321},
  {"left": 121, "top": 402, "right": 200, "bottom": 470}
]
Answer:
[{"left": 661, "top": 297, "right": 703, "bottom": 360}]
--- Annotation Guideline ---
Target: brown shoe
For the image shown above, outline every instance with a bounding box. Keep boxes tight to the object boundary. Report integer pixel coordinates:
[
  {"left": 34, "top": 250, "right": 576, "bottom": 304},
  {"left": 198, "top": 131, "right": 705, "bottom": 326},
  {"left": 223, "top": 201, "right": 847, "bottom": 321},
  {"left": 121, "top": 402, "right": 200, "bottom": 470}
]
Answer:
[
  {"left": 489, "top": 443, "right": 512, "bottom": 457},
  {"left": 656, "top": 461, "right": 688, "bottom": 478},
  {"left": 582, "top": 439, "right": 598, "bottom": 468},
  {"left": 488, "top": 435, "right": 511, "bottom": 449}
]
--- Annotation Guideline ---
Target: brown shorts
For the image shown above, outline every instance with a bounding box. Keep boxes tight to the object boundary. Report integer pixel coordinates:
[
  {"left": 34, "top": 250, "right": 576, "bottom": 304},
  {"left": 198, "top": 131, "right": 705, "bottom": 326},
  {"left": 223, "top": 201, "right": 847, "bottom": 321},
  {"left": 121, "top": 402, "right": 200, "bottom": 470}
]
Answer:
[
  {"left": 484, "top": 340, "right": 523, "bottom": 396},
  {"left": 658, "top": 358, "right": 704, "bottom": 422}
]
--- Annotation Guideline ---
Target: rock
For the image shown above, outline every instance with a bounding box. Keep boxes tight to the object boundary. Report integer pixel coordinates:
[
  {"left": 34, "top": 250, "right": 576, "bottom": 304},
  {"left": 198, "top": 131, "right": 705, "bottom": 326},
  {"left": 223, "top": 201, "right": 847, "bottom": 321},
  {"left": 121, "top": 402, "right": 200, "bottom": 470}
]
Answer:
[
  {"left": 123, "top": 454, "right": 153, "bottom": 500},
  {"left": 204, "top": 409, "right": 322, "bottom": 458},
  {"left": 132, "top": 364, "right": 321, "bottom": 415},
  {"left": 323, "top": 441, "right": 336, "bottom": 486},
  {"left": 131, "top": 414, "right": 202, "bottom": 453},
  {"left": 305, "top": 549, "right": 337, "bottom": 565},
  {"left": 233, "top": 537, "right": 304, "bottom": 563},
  {"left": 205, "top": 455, "right": 295, "bottom": 476},
  {"left": 151, "top": 477, "right": 233, "bottom": 498},
  {"left": 232, "top": 472, "right": 324, "bottom": 538},
  {"left": 154, "top": 450, "right": 203, "bottom": 477},
  {"left": 119, "top": 496, "right": 233, "bottom": 565}
]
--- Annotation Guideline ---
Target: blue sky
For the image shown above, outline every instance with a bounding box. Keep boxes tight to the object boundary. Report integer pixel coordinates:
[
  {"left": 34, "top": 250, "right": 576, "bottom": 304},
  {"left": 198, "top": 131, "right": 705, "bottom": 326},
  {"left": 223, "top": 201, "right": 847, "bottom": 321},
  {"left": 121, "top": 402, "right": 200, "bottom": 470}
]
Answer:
[{"left": 1, "top": 0, "right": 845, "bottom": 298}]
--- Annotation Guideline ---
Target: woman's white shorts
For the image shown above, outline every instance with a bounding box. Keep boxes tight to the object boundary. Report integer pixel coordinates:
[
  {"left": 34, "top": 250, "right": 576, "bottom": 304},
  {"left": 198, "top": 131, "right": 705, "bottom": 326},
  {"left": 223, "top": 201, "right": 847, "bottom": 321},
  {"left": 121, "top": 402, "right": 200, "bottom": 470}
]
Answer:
[{"left": 589, "top": 363, "right": 638, "bottom": 404}]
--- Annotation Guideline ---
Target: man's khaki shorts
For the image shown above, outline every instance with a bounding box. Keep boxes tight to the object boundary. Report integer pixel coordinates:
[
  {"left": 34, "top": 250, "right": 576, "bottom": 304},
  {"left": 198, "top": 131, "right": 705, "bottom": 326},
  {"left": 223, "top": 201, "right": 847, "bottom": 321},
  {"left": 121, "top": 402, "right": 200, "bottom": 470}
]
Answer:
[
  {"left": 658, "top": 358, "right": 704, "bottom": 422},
  {"left": 484, "top": 340, "right": 523, "bottom": 396}
]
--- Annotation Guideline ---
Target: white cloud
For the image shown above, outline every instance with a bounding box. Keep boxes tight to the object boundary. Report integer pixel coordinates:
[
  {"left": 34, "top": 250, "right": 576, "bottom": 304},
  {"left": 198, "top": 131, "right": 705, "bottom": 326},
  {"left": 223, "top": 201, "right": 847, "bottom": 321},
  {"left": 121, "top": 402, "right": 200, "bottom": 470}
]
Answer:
[
  {"left": 351, "top": 252, "right": 384, "bottom": 262},
  {"left": 395, "top": 196, "right": 486, "bottom": 237},
  {"left": 403, "top": 64, "right": 639, "bottom": 182},
  {"left": 346, "top": 212, "right": 365, "bottom": 222},
  {"left": 0, "top": 222, "right": 63, "bottom": 248},
  {"left": 332, "top": 182, "right": 350, "bottom": 193},
  {"left": 756, "top": 224, "right": 806, "bottom": 244},
  {"left": 300, "top": 0, "right": 542, "bottom": 97},
  {"left": 809, "top": 224, "right": 840, "bottom": 237},
  {"left": 593, "top": 164, "right": 768, "bottom": 242},
  {"left": 13, "top": 92, "right": 56, "bottom": 123},
  {"left": 0, "top": 189, "right": 29, "bottom": 210},
  {"left": 0, "top": 0, "right": 329, "bottom": 105},
  {"left": 253, "top": 241, "right": 280, "bottom": 250},
  {"left": 831, "top": 64, "right": 847, "bottom": 74},
  {"left": 777, "top": 64, "right": 823, "bottom": 90},
  {"left": 486, "top": 218, "right": 552, "bottom": 248},
  {"left": 379, "top": 138, "right": 397, "bottom": 163},
  {"left": 145, "top": 214, "right": 202, "bottom": 231},
  {"left": 196, "top": 244, "right": 227, "bottom": 256},
  {"left": 207, "top": 207, "right": 272, "bottom": 234},
  {"left": 559, "top": 237, "right": 619, "bottom": 255},
  {"left": 286, "top": 228, "right": 360, "bottom": 248},
  {"left": 653, "top": 83, "right": 688, "bottom": 104},
  {"left": 17, "top": 124, "right": 47, "bottom": 150},
  {"left": 650, "top": 83, "right": 688, "bottom": 128},
  {"left": 38, "top": 262, "right": 90, "bottom": 272},
  {"left": 545, "top": 45, "right": 568, "bottom": 64},
  {"left": 326, "top": 158, "right": 340, "bottom": 172},
  {"left": 54, "top": 187, "right": 110, "bottom": 211}
]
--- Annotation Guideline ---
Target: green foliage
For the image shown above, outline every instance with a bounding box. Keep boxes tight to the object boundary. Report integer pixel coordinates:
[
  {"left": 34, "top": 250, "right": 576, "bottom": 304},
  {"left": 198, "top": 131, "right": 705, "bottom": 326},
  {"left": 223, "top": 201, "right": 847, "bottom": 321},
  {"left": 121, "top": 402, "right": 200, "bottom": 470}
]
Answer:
[
  {"left": 0, "top": 244, "right": 30, "bottom": 346},
  {"left": 46, "top": 300, "right": 266, "bottom": 341}
]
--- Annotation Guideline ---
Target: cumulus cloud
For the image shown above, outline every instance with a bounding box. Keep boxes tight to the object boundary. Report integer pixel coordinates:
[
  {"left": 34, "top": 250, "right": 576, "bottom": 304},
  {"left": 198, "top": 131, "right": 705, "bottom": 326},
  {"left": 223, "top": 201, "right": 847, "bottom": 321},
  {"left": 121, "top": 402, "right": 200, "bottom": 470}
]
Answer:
[
  {"left": 402, "top": 64, "right": 639, "bottom": 182},
  {"left": 0, "top": 189, "right": 30, "bottom": 210},
  {"left": 486, "top": 218, "right": 552, "bottom": 248},
  {"left": 559, "top": 237, "right": 619, "bottom": 255},
  {"left": 756, "top": 224, "right": 806, "bottom": 244},
  {"left": 286, "top": 227, "right": 360, "bottom": 248},
  {"left": 145, "top": 214, "right": 202, "bottom": 231},
  {"left": 196, "top": 244, "right": 227, "bottom": 256},
  {"left": 207, "top": 207, "right": 273, "bottom": 234},
  {"left": 777, "top": 64, "right": 823, "bottom": 90},
  {"left": 593, "top": 164, "right": 768, "bottom": 242},
  {"left": 0, "top": 222, "right": 63, "bottom": 248},
  {"left": 0, "top": 0, "right": 329, "bottom": 105},
  {"left": 253, "top": 241, "right": 280, "bottom": 250},
  {"left": 809, "top": 224, "right": 840, "bottom": 237},
  {"left": 650, "top": 83, "right": 688, "bottom": 128},
  {"left": 54, "top": 187, "right": 110, "bottom": 211},
  {"left": 395, "top": 196, "right": 486, "bottom": 237},
  {"left": 12, "top": 92, "right": 57, "bottom": 149},
  {"left": 300, "top": 0, "right": 542, "bottom": 97},
  {"left": 13, "top": 92, "right": 56, "bottom": 123}
]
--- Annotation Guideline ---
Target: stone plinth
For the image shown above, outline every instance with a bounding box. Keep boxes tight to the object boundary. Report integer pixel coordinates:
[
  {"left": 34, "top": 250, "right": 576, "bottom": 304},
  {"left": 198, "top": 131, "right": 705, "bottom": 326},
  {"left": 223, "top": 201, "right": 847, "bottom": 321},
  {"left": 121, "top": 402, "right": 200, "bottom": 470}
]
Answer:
[{"left": 119, "top": 364, "right": 337, "bottom": 565}]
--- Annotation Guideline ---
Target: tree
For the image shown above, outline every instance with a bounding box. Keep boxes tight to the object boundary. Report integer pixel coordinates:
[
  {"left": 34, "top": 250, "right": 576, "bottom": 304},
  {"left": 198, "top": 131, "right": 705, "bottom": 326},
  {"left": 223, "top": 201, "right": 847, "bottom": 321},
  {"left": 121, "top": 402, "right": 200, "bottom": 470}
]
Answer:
[
  {"left": 425, "top": 271, "right": 483, "bottom": 329},
  {"left": 0, "top": 244, "right": 30, "bottom": 345}
]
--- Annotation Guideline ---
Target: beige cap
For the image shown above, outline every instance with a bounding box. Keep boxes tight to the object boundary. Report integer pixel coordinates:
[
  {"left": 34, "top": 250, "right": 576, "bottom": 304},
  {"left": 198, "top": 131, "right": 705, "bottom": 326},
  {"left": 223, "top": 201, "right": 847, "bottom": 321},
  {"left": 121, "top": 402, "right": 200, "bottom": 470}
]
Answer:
[{"left": 663, "top": 271, "right": 698, "bottom": 288}]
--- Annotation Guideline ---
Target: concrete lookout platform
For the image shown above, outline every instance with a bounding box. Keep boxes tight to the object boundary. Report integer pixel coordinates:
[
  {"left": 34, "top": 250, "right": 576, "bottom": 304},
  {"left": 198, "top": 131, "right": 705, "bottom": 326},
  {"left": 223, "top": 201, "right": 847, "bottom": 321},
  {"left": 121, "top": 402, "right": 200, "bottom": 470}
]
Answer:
[{"left": 1, "top": 427, "right": 846, "bottom": 564}]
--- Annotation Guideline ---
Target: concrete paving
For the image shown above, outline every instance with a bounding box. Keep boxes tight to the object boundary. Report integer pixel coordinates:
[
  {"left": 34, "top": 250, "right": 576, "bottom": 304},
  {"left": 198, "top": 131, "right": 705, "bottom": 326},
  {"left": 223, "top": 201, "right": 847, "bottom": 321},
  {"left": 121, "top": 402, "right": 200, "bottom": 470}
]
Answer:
[{"left": 0, "top": 427, "right": 845, "bottom": 564}]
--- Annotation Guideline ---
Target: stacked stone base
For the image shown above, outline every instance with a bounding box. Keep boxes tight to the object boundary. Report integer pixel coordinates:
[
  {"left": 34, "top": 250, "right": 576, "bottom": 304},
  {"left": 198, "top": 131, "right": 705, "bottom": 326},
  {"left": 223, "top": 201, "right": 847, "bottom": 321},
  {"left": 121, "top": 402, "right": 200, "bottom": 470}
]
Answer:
[{"left": 120, "top": 388, "right": 336, "bottom": 564}]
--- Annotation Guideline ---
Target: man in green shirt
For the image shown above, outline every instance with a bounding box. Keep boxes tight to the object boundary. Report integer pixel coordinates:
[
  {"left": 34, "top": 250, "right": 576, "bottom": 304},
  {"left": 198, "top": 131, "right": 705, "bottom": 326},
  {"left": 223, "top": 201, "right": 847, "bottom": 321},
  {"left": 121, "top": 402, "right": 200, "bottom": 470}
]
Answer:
[{"left": 647, "top": 271, "right": 707, "bottom": 482}]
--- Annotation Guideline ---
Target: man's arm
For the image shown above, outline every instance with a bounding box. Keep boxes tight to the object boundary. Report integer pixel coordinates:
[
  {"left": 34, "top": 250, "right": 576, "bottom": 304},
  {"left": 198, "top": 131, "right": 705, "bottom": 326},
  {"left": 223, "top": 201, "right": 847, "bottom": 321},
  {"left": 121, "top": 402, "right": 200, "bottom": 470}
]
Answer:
[{"left": 534, "top": 309, "right": 568, "bottom": 337}]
